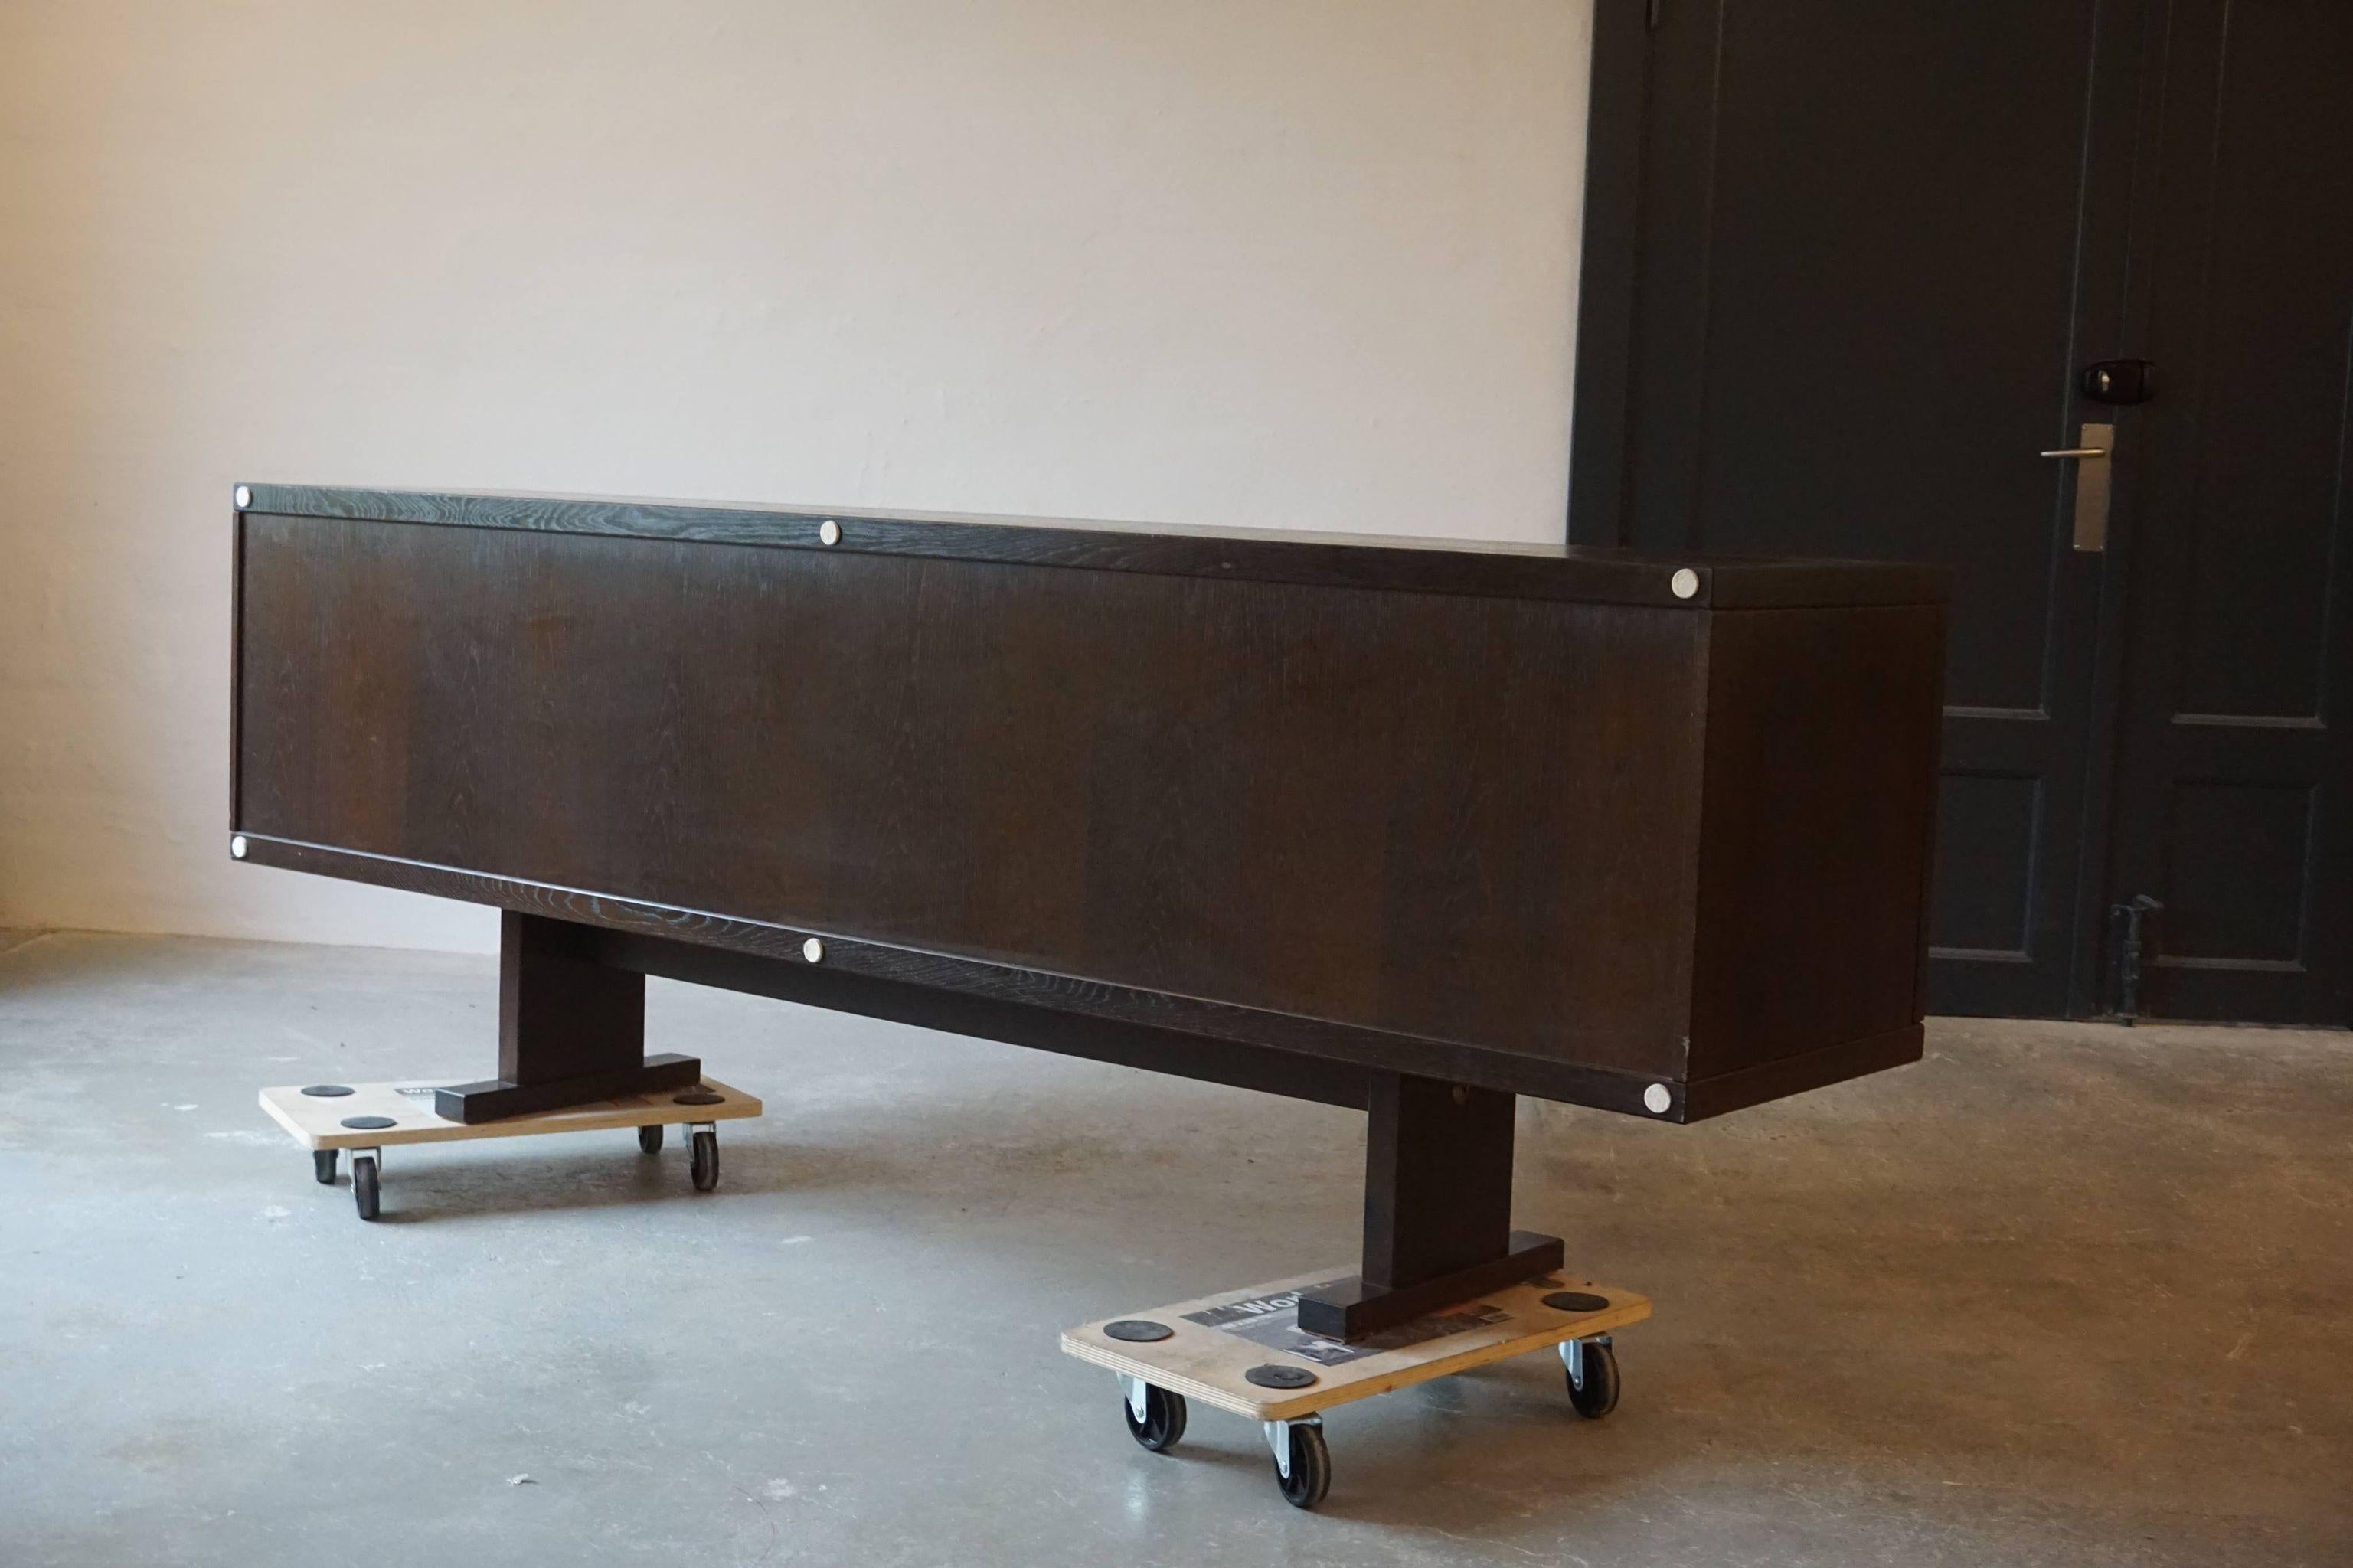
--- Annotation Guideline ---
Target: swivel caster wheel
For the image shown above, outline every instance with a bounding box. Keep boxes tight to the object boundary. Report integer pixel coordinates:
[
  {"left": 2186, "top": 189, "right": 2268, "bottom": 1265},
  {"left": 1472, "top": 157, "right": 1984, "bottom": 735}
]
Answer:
[
  {"left": 351, "top": 1151, "right": 381, "bottom": 1221},
  {"left": 688, "top": 1125, "right": 719, "bottom": 1192},
  {"left": 1264, "top": 1417, "right": 1330, "bottom": 1509},
  {"left": 1561, "top": 1334, "right": 1619, "bottom": 1419},
  {"left": 637, "top": 1124, "right": 663, "bottom": 1155},
  {"left": 312, "top": 1148, "right": 339, "bottom": 1185},
  {"left": 1119, "top": 1377, "right": 1186, "bottom": 1452}
]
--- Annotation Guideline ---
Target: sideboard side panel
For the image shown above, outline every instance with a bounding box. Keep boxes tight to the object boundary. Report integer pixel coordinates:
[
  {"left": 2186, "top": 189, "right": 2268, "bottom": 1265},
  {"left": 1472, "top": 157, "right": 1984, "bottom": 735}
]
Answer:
[{"left": 1685, "top": 603, "right": 1947, "bottom": 1083}]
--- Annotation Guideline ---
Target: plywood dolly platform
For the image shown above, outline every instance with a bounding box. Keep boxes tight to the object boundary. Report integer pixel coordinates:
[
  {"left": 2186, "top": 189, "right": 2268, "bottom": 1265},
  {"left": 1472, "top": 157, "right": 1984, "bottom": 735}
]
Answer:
[
  {"left": 1064, "top": 1269, "right": 1649, "bottom": 1509},
  {"left": 259, "top": 1078, "right": 762, "bottom": 1220}
]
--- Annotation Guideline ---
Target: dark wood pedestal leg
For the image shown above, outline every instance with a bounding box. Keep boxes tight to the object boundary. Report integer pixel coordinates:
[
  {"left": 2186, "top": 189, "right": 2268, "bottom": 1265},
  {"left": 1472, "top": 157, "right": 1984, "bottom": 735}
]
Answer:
[
  {"left": 433, "top": 912, "right": 702, "bottom": 1123},
  {"left": 1295, "top": 1074, "right": 1564, "bottom": 1341}
]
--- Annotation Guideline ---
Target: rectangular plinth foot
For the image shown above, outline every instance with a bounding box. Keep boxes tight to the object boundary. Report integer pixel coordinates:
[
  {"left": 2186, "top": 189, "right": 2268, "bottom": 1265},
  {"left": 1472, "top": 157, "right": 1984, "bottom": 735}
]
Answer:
[
  {"left": 1295, "top": 1230, "right": 1564, "bottom": 1341},
  {"left": 433, "top": 1051, "right": 703, "bottom": 1124}
]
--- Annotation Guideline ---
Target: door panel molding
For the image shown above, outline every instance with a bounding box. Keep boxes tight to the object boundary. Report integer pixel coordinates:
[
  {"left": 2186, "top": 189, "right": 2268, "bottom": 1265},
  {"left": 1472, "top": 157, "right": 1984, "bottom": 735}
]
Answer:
[{"left": 2096, "top": 0, "right": 2353, "bottom": 1024}]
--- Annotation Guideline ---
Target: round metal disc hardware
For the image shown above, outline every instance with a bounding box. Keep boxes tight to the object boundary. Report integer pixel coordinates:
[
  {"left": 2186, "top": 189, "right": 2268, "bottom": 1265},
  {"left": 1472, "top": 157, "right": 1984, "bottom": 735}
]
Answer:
[
  {"left": 230, "top": 835, "right": 248, "bottom": 859},
  {"left": 802, "top": 937, "right": 825, "bottom": 963},
  {"left": 1104, "top": 1319, "right": 1175, "bottom": 1344},
  {"left": 1243, "top": 1364, "right": 1318, "bottom": 1390},
  {"left": 1669, "top": 567, "right": 1700, "bottom": 599},
  {"left": 817, "top": 520, "right": 842, "bottom": 546},
  {"left": 234, "top": 485, "right": 253, "bottom": 509},
  {"left": 299, "top": 1084, "right": 355, "bottom": 1098},
  {"left": 1642, "top": 1083, "right": 1673, "bottom": 1115},
  {"left": 1543, "top": 1290, "right": 1612, "bottom": 1314},
  {"left": 672, "top": 1091, "right": 724, "bottom": 1106},
  {"left": 339, "top": 1116, "right": 396, "bottom": 1131}
]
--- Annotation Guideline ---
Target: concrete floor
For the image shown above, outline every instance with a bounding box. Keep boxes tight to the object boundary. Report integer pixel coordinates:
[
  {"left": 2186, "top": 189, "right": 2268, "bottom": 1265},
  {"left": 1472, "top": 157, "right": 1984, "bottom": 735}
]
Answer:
[{"left": 0, "top": 931, "right": 2346, "bottom": 1567}]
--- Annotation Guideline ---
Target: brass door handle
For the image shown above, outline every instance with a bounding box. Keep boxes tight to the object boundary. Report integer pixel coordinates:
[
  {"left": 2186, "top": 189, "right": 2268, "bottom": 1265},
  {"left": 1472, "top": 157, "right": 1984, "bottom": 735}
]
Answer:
[{"left": 2045, "top": 423, "right": 2115, "bottom": 550}]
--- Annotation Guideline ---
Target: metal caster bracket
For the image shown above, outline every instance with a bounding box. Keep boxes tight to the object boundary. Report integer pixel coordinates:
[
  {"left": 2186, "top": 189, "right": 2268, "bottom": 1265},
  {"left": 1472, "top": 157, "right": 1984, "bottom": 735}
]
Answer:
[
  {"left": 1560, "top": 1331, "right": 1612, "bottom": 1391},
  {"left": 1263, "top": 1413, "right": 1322, "bottom": 1480}
]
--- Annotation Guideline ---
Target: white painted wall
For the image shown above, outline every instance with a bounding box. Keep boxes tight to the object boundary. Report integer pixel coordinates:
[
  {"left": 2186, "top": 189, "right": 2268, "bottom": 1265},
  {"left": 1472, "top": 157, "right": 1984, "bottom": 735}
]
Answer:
[{"left": 0, "top": 1, "right": 1593, "bottom": 952}]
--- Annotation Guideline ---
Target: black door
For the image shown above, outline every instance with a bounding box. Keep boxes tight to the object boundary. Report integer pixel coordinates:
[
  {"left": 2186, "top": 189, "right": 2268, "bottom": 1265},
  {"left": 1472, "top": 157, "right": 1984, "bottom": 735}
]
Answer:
[
  {"left": 1571, "top": 0, "right": 2351, "bottom": 1024},
  {"left": 1571, "top": 0, "right": 2145, "bottom": 1016},
  {"left": 2096, "top": 0, "right": 2353, "bottom": 1024}
]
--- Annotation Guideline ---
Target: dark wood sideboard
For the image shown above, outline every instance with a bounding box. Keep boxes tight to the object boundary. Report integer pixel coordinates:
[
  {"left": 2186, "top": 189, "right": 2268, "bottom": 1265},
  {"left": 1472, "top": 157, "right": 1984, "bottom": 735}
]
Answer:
[{"left": 230, "top": 485, "right": 1946, "bottom": 1337}]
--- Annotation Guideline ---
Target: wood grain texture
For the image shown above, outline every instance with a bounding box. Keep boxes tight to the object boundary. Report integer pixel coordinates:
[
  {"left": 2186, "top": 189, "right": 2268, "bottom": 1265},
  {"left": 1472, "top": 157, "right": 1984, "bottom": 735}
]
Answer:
[
  {"left": 237, "top": 484, "right": 1952, "bottom": 610},
  {"left": 497, "top": 910, "right": 644, "bottom": 1085},
  {"left": 237, "top": 514, "right": 1711, "bottom": 1078},
  {"left": 230, "top": 489, "right": 1949, "bottom": 1119},
  {"left": 1361, "top": 1076, "right": 1516, "bottom": 1286},
  {"left": 1297, "top": 1231, "right": 1567, "bottom": 1342},
  {"left": 435, "top": 1054, "right": 703, "bottom": 1126},
  {"left": 1686, "top": 605, "right": 1948, "bottom": 1078},
  {"left": 230, "top": 833, "right": 1687, "bottom": 1117}
]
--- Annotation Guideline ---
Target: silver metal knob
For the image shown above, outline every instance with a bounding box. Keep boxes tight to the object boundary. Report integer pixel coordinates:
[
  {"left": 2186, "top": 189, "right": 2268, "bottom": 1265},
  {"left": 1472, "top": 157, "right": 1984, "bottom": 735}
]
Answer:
[
  {"left": 802, "top": 937, "right": 825, "bottom": 963},
  {"left": 233, "top": 485, "right": 253, "bottom": 509},
  {"left": 1669, "top": 568, "right": 1699, "bottom": 600},
  {"left": 230, "top": 835, "right": 248, "bottom": 860},
  {"left": 817, "top": 520, "right": 841, "bottom": 546},
  {"left": 1642, "top": 1083, "right": 1672, "bottom": 1115}
]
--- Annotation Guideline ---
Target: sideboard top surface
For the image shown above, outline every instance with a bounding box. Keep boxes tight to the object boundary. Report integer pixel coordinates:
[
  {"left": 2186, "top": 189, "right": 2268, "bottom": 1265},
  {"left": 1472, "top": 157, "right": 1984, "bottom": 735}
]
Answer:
[{"left": 237, "top": 484, "right": 1950, "bottom": 612}]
